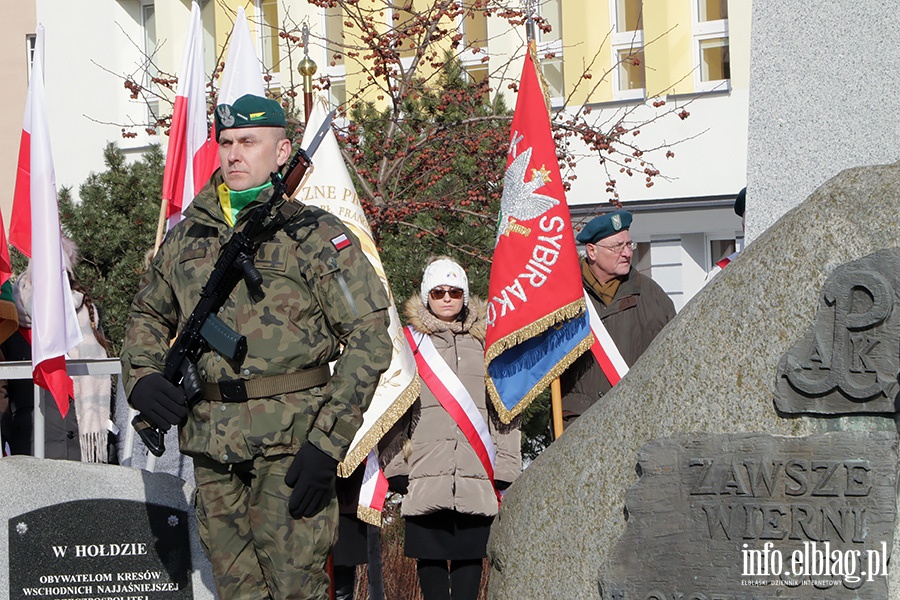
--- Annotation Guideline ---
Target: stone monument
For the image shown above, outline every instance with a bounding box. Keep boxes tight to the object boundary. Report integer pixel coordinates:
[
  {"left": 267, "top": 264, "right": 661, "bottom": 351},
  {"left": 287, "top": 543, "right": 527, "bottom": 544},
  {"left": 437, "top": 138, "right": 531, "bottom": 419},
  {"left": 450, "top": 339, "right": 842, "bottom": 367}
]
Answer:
[
  {"left": 487, "top": 163, "right": 900, "bottom": 598},
  {"left": 745, "top": 2, "right": 900, "bottom": 242},
  {"left": 1, "top": 457, "right": 216, "bottom": 599}
]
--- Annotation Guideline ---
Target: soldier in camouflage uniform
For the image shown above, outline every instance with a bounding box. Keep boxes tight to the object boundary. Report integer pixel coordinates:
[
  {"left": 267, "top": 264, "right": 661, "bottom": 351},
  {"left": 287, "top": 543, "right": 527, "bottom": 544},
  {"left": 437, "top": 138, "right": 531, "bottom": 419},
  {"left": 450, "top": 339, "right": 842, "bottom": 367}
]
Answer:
[{"left": 120, "top": 94, "right": 392, "bottom": 599}]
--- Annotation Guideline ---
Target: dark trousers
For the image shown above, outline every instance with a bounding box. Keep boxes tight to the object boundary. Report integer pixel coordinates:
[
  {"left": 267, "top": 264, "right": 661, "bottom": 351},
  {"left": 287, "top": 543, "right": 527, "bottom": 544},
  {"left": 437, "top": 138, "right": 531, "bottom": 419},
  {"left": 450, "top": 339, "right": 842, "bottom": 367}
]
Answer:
[{"left": 416, "top": 558, "right": 482, "bottom": 600}]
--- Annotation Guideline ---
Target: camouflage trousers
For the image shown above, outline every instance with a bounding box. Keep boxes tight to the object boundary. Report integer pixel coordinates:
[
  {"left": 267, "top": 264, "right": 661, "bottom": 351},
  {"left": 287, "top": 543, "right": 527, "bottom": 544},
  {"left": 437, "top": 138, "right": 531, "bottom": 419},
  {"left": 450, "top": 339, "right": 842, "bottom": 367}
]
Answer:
[{"left": 193, "top": 453, "right": 338, "bottom": 599}]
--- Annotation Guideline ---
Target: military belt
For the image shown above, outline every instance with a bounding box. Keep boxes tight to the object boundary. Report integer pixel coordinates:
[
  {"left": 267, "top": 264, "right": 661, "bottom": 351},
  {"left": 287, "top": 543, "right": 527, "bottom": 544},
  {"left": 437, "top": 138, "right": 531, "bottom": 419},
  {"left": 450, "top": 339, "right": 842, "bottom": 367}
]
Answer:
[{"left": 202, "top": 365, "right": 330, "bottom": 402}]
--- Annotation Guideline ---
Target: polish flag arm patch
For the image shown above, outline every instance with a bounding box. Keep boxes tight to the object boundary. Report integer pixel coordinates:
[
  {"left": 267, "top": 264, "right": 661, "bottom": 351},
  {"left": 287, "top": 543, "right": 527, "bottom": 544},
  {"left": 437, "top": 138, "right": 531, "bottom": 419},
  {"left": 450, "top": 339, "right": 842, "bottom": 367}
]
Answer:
[{"left": 331, "top": 233, "right": 351, "bottom": 251}]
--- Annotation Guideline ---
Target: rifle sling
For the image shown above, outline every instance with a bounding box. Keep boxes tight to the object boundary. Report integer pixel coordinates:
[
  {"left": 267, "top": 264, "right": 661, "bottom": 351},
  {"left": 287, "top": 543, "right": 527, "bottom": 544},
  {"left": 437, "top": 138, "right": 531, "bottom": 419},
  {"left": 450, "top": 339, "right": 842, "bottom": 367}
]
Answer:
[{"left": 202, "top": 365, "right": 331, "bottom": 402}]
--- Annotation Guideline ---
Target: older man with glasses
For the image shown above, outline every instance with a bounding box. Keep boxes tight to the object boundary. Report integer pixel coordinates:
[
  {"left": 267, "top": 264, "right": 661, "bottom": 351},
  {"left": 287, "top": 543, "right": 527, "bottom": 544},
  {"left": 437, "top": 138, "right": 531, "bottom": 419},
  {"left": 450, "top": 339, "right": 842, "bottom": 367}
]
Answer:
[{"left": 558, "top": 209, "right": 675, "bottom": 428}]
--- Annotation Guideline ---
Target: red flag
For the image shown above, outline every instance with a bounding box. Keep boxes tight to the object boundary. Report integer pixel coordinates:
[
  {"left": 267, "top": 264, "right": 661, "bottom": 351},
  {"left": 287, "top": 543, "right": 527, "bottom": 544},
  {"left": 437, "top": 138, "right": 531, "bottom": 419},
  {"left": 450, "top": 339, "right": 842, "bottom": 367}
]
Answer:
[
  {"left": 10, "top": 25, "right": 83, "bottom": 417},
  {"left": 484, "top": 49, "right": 592, "bottom": 423},
  {"left": 163, "top": 3, "right": 216, "bottom": 228}
]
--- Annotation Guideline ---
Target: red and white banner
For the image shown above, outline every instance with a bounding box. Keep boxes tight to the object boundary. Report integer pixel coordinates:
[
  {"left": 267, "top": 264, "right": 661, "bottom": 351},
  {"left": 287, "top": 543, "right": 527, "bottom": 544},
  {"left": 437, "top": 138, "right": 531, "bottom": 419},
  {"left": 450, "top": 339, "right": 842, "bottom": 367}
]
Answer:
[
  {"left": 484, "top": 48, "right": 592, "bottom": 423},
  {"left": 584, "top": 291, "right": 628, "bottom": 386},
  {"left": 163, "top": 3, "right": 216, "bottom": 228},
  {"left": 10, "top": 25, "right": 83, "bottom": 418},
  {"left": 404, "top": 326, "right": 499, "bottom": 501},
  {"left": 357, "top": 448, "right": 389, "bottom": 523}
]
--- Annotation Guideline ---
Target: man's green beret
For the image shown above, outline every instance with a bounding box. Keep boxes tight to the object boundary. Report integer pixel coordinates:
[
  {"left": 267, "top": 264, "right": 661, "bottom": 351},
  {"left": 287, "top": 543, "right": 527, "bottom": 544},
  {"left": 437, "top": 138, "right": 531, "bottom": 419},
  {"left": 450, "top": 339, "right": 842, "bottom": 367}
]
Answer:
[
  {"left": 214, "top": 94, "right": 286, "bottom": 141},
  {"left": 576, "top": 209, "right": 633, "bottom": 244}
]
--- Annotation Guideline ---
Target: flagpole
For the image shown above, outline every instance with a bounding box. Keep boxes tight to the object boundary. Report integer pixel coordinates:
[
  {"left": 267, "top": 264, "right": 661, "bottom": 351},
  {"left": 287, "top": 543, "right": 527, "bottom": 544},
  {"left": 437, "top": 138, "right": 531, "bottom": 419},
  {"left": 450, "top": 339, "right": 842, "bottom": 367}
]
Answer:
[
  {"left": 153, "top": 198, "right": 168, "bottom": 255},
  {"left": 299, "top": 23, "right": 316, "bottom": 125}
]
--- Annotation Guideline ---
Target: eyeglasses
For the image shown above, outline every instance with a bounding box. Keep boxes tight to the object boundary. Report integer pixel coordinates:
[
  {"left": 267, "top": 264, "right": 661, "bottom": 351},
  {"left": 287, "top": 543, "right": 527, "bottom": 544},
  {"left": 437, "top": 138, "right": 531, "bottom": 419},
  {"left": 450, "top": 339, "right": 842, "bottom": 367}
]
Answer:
[
  {"left": 429, "top": 288, "right": 464, "bottom": 300},
  {"left": 594, "top": 240, "right": 636, "bottom": 254}
]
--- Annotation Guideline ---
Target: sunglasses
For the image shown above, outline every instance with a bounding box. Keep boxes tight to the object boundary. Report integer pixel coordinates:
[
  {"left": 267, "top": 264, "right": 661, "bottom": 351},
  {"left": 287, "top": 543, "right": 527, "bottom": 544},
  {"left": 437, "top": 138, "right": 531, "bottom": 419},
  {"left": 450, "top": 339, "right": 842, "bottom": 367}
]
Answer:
[{"left": 429, "top": 288, "right": 464, "bottom": 300}]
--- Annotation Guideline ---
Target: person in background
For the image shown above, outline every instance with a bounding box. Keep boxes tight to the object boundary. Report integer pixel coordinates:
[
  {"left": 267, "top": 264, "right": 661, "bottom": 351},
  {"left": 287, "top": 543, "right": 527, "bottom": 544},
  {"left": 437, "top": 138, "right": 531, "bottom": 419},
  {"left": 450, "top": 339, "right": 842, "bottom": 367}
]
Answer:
[
  {"left": 387, "top": 256, "right": 521, "bottom": 600},
  {"left": 5, "top": 237, "right": 112, "bottom": 461},
  {"left": 560, "top": 210, "right": 675, "bottom": 427}
]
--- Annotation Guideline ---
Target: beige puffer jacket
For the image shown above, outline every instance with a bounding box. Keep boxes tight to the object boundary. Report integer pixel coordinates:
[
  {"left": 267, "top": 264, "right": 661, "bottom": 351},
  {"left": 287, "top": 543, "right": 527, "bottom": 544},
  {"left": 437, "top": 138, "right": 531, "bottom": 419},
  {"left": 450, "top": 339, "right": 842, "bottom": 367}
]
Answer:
[{"left": 386, "top": 295, "right": 521, "bottom": 518}]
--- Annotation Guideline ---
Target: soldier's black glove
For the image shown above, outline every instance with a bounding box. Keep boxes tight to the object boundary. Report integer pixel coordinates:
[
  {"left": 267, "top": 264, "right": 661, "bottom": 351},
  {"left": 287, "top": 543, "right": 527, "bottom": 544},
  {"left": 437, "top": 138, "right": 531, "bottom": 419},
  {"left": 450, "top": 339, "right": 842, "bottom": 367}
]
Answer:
[
  {"left": 387, "top": 475, "right": 408, "bottom": 495},
  {"left": 129, "top": 373, "right": 188, "bottom": 432},
  {"left": 285, "top": 442, "right": 338, "bottom": 519}
]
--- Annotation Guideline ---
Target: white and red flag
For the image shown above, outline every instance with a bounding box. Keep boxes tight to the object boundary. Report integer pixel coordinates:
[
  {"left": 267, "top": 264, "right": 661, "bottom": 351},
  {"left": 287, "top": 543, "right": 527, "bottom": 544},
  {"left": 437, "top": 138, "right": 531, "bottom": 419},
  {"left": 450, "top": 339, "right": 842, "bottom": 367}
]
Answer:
[
  {"left": 484, "top": 49, "right": 592, "bottom": 423},
  {"left": 10, "top": 25, "right": 83, "bottom": 418},
  {"left": 162, "top": 2, "right": 216, "bottom": 228},
  {"left": 584, "top": 291, "right": 628, "bottom": 386}
]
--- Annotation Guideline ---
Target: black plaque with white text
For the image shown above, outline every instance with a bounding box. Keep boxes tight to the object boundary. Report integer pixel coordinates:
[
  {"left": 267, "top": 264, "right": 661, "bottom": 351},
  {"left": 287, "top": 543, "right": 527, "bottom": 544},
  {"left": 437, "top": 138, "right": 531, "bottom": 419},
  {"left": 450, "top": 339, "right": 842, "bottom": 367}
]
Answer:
[{"left": 8, "top": 499, "right": 192, "bottom": 599}]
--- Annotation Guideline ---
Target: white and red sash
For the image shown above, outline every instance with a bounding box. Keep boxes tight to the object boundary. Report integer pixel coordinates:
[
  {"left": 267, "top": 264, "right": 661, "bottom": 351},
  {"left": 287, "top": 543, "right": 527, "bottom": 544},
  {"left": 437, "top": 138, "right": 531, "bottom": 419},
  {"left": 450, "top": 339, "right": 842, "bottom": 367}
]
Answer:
[
  {"left": 403, "top": 326, "right": 500, "bottom": 501},
  {"left": 716, "top": 250, "right": 740, "bottom": 269},
  {"left": 357, "top": 448, "right": 389, "bottom": 522},
  {"left": 584, "top": 290, "right": 629, "bottom": 387}
]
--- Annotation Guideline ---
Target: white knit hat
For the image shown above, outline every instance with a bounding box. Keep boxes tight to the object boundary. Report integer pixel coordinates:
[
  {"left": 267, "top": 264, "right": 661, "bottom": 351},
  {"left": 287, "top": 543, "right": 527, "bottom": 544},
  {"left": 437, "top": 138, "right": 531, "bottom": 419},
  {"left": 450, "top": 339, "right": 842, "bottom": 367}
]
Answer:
[{"left": 420, "top": 258, "right": 469, "bottom": 306}]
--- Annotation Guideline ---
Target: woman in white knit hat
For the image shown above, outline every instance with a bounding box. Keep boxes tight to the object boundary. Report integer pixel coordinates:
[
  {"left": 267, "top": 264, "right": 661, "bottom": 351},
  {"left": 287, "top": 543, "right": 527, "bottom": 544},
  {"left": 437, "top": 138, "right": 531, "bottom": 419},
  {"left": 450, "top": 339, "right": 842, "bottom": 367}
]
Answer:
[{"left": 385, "top": 256, "right": 521, "bottom": 600}]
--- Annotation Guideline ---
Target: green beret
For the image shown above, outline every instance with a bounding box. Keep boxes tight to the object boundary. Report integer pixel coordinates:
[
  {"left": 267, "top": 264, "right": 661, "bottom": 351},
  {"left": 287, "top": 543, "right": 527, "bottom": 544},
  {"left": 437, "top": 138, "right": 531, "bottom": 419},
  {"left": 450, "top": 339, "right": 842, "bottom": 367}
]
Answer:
[
  {"left": 734, "top": 187, "right": 746, "bottom": 218},
  {"left": 576, "top": 210, "right": 633, "bottom": 244},
  {"left": 214, "top": 94, "right": 286, "bottom": 141}
]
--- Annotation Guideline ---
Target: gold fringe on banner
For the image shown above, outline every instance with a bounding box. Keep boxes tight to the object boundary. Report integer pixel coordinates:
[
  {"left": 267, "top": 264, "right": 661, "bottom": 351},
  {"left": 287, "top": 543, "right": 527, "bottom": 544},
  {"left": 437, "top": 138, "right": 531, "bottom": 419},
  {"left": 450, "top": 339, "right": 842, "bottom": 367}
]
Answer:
[
  {"left": 337, "top": 378, "right": 420, "bottom": 478},
  {"left": 484, "top": 297, "right": 586, "bottom": 363},
  {"left": 485, "top": 297, "right": 593, "bottom": 424},
  {"left": 357, "top": 504, "right": 383, "bottom": 527}
]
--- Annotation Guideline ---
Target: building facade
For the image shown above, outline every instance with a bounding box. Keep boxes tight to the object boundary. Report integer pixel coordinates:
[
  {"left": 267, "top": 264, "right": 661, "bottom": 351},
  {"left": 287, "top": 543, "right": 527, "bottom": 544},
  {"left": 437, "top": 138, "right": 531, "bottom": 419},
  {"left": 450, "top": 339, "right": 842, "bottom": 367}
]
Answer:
[{"left": 3, "top": 0, "right": 747, "bottom": 308}]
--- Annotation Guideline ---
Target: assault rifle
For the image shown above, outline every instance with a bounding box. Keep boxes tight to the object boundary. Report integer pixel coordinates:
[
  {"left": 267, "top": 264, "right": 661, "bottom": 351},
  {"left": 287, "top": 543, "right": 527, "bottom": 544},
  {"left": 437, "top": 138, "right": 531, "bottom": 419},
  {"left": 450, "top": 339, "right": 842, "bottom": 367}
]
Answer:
[{"left": 133, "top": 112, "right": 336, "bottom": 456}]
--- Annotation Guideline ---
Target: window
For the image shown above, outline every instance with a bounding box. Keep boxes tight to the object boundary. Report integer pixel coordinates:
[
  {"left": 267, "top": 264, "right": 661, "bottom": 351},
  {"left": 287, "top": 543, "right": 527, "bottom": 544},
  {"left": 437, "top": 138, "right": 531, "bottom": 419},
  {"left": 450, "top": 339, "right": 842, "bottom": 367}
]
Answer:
[
  {"left": 388, "top": 0, "right": 417, "bottom": 61},
  {"left": 323, "top": 6, "right": 344, "bottom": 69},
  {"left": 693, "top": 0, "right": 729, "bottom": 91},
  {"left": 698, "top": 0, "right": 727, "bottom": 22},
  {"left": 457, "top": 3, "right": 489, "bottom": 91},
  {"left": 460, "top": 6, "right": 488, "bottom": 50},
  {"left": 699, "top": 38, "right": 729, "bottom": 82},
  {"left": 25, "top": 33, "right": 36, "bottom": 78},
  {"left": 635, "top": 241, "right": 652, "bottom": 278},
  {"left": 616, "top": 0, "right": 642, "bottom": 33},
  {"left": 140, "top": 0, "right": 159, "bottom": 121},
  {"left": 617, "top": 48, "right": 645, "bottom": 92},
  {"left": 610, "top": 0, "right": 644, "bottom": 100},
  {"left": 255, "top": 0, "right": 281, "bottom": 76},
  {"left": 707, "top": 235, "right": 744, "bottom": 272},
  {"left": 537, "top": 0, "right": 564, "bottom": 106},
  {"left": 322, "top": 6, "right": 346, "bottom": 108}
]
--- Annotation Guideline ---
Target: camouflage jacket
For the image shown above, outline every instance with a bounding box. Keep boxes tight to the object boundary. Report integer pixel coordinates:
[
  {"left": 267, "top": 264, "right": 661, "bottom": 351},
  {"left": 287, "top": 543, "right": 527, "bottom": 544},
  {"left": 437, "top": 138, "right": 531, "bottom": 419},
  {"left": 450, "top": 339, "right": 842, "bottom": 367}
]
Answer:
[{"left": 120, "top": 171, "right": 392, "bottom": 463}]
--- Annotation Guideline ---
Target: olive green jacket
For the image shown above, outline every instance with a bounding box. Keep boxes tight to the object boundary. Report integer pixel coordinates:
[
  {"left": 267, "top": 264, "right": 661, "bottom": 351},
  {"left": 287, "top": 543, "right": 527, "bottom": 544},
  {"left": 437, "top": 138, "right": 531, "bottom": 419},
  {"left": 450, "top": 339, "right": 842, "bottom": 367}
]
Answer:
[
  {"left": 121, "top": 171, "right": 392, "bottom": 463},
  {"left": 560, "top": 262, "right": 675, "bottom": 420}
]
